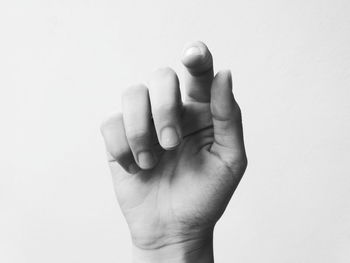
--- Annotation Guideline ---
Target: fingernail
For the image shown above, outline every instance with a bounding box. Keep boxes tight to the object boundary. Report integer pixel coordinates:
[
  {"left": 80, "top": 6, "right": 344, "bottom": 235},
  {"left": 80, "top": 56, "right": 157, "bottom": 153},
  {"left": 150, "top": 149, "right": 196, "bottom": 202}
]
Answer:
[
  {"left": 128, "top": 163, "right": 140, "bottom": 174},
  {"left": 160, "top": 126, "right": 180, "bottom": 149},
  {"left": 184, "top": 46, "right": 202, "bottom": 58},
  {"left": 137, "top": 151, "right": 156, "bottom": 169}
]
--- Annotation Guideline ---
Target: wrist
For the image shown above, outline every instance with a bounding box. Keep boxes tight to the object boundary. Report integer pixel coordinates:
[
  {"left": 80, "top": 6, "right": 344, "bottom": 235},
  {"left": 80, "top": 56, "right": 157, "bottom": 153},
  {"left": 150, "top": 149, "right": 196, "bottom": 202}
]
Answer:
[{"left": 132, "top": 233, "right": 214, "bottom": 263}]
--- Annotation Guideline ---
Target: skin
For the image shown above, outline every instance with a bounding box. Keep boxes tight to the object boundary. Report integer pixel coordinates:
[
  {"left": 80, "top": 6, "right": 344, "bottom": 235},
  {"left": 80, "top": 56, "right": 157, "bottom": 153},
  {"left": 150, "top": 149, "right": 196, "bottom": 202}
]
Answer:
[{"left": 101, "top": 41, "right": 247, "bottom": 263}]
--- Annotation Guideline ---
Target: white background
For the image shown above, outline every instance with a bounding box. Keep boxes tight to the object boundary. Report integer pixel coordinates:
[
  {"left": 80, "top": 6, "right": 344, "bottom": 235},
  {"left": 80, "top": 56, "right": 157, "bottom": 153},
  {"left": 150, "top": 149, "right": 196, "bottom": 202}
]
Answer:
[{"left": 1, "top": 0, "right": 350, "bottom": 262}]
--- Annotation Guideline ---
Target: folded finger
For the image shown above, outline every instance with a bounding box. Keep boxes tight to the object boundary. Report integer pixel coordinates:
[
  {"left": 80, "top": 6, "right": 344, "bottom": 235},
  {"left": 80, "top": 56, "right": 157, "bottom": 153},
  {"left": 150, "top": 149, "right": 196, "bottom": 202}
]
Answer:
[
  {"left": 100, "top": 112, "right": 140, "bottom": 174},
  {"left": 148, "top": 67, "right": 183, "bottom": 150},
  {"left": 122, "top": 84, "right": 157, "bottom": 170}
]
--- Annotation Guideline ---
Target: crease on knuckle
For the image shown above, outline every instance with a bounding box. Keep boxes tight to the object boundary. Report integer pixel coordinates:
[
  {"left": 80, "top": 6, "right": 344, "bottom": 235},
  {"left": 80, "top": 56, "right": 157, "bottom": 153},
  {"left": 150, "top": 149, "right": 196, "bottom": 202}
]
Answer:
[{"left": 155, "top": 67, "right": 177, "bottom": 79}]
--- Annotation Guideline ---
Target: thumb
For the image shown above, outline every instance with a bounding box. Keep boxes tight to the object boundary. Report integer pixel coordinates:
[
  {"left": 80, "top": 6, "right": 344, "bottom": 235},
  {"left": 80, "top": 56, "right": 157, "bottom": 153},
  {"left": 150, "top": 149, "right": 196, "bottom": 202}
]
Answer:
[{"left": 210, "top": 70, "right": 247, "bottom": 175}]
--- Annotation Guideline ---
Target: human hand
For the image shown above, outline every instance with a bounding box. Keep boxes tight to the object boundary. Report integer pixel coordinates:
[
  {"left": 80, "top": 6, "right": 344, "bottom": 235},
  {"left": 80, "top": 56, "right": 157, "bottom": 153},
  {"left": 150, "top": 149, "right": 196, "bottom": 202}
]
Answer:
[{"left": 101, "top": 41, "right": 247, "bottom": 263}]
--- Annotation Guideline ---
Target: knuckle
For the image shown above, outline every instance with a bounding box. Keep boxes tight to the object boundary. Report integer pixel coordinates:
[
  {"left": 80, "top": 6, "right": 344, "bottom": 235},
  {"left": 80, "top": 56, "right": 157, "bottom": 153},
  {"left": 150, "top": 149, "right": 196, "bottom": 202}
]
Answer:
[
  {"left": 228, "top": 154, "right": 248, "bottom": 175},
  {"left": 155, "top": 66, "right": 176, "bottom": 76},
  {"left": 100, "top": 112, "right": 123, "bottom": 134},
  {"left": 122, "top": 83, "right": 148, "bottom": 99},
  {"left": 152, "top": 67, "right": 179, "bottom": 83}
]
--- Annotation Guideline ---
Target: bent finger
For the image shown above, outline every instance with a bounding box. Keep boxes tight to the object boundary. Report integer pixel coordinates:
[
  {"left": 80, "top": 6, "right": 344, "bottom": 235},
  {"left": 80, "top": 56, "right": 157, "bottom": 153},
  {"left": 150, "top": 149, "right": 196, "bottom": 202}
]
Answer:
[
  {"left": 100, "top": 112, "right": 140, "bottom": 174},
  {"left": 148, "top": 67, "right": 183, "bottom": 150},
  {"left": 122, "top": 84, "right": 157, "bottom": 170}
]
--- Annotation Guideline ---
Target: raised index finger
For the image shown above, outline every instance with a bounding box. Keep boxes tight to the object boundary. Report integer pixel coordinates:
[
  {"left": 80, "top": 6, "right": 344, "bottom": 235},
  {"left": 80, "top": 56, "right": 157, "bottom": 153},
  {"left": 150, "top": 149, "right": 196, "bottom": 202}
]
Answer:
[{"left": 181, "top": 41, "right": 214, "bottom": 103}]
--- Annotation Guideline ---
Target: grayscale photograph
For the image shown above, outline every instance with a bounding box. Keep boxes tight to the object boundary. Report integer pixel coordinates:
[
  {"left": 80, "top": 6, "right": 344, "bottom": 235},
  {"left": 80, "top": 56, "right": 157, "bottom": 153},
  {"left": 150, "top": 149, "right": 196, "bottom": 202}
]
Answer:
[{"left": 2, "top": 0, "right": 350, "bottom": 262}]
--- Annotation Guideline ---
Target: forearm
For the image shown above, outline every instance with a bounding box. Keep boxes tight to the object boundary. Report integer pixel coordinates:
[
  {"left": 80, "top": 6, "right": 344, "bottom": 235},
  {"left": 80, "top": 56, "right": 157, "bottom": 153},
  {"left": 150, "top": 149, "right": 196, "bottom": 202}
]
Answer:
[{"left": 132, "top": 235, "right": 214, "bottom": 263}]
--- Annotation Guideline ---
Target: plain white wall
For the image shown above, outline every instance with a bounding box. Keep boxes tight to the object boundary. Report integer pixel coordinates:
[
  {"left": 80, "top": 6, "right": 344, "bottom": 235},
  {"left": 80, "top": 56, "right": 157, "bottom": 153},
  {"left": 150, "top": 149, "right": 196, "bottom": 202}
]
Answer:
[{"left": 1, "top": 0, "right": 350, "bottom": 262}]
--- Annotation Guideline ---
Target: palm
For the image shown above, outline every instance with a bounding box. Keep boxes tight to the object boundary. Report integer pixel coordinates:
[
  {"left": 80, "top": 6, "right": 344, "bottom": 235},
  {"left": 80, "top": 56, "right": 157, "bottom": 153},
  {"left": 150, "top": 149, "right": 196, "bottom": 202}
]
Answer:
[{"left": 110, "top": 105, "right": 239, "bottom": 247}]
